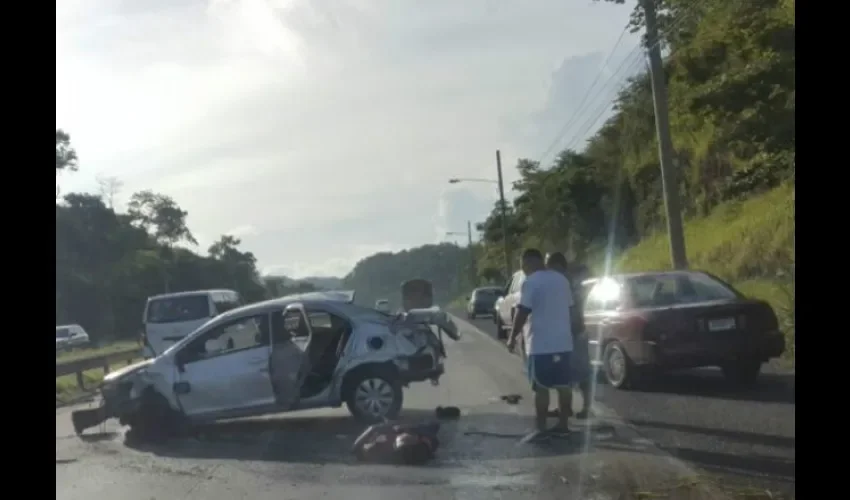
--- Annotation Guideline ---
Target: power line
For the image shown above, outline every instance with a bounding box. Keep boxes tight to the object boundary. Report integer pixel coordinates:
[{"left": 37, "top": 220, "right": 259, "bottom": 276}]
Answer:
[
  {"left": 533, "top": 0, "right": 701, "bottom": 169},
  {"left": 535, "top": 23, "right": 631, "bottom": 167}
]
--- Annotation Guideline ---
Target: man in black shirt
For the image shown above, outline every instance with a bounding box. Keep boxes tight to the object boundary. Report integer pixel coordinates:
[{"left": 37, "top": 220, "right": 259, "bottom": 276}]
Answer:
[{"left": 545, "top": 253, "right": 592, "bottom": 419}]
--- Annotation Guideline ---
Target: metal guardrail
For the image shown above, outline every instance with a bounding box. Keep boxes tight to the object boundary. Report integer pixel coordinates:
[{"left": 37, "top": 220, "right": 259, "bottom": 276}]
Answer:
[{"left": 56, "top": 348, "right": 141, "bottom": 391}]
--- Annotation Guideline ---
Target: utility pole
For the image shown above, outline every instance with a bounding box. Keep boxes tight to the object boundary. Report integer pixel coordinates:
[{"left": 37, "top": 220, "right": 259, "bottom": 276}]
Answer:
[
  {"left": 642, "top": 0, "right": 688, "bottom": 270},
  {"left": 466, "top": 220, "right": 477, "bottom": 287},
  {"left": 496, "top": 150, "right": 513, "bottom": 279}
]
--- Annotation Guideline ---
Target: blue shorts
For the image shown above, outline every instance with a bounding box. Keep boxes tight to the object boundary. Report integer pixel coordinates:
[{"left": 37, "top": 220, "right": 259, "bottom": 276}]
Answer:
[{"left": 527, "top": 352, "right": 572, "bottom": 390}]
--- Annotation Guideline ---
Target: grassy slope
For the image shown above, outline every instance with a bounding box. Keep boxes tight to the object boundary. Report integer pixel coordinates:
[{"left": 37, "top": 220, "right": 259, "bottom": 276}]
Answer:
[{"left": 616, "top": 183, "right": 795, "bottom": 364}]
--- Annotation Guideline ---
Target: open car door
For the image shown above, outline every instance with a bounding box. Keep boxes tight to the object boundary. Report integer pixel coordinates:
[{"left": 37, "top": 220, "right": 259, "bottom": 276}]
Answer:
[{"left": 270, "top": 303, "right": 314, "bottom": 410}]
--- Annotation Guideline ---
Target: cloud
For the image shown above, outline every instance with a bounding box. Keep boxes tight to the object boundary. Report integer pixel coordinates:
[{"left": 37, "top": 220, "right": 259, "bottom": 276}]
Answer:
[
  {"left": 226, "top": 225, "right": 259, "bottom": 238},
  {"left": 57, "top": 0, "right": 637, "bottom": 278}
]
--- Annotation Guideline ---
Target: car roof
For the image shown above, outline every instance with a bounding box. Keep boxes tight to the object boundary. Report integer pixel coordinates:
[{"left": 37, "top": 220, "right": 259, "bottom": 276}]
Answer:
[
  {"left": 214, "top": 290, "right": 364, "bottom": 321},
  {"left": 147, "top": 289, "right": 237, "bottom": 300},
  {"left": 166, "top": 290, "right": 376, "bottom": 352},
  {"left": 582, "top": 270, "right": 712, "bottom": 286}
]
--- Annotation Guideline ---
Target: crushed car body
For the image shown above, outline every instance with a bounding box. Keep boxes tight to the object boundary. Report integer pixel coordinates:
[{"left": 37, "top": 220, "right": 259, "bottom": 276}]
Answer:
[{"left": 73, "top": 289, "right": 459, "bottom": 437}]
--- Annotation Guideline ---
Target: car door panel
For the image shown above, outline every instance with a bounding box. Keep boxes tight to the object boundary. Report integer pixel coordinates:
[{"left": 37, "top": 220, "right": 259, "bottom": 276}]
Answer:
[
  {"left": 176, "top": 345, "right": 274, "bottom": 417},
  {"left": 174, "top": 314, "right": 275, "bottom": 418},
  {"left": 270, "top": 304, "right": 314, "bottom": 410}
]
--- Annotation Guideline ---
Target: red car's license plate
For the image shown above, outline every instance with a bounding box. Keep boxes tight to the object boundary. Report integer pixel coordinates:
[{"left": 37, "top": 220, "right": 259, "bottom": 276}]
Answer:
[{"left": 708, "top": 318, "right": 736, "bottom": 331}]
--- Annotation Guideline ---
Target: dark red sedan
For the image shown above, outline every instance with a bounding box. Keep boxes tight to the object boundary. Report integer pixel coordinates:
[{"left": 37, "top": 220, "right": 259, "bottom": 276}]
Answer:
[{"left": 583, "top": 270, "right": 785, "bottom": 389}]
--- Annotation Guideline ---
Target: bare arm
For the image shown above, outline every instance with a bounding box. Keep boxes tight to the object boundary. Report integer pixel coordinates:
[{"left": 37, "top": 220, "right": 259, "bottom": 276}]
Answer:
[{"left": 508, "top": 305, "right": 531, "bottom": 346}]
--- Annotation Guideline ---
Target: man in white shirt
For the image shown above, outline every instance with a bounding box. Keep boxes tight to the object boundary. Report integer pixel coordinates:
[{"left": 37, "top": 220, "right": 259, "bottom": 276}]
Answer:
[{"left": 506, "top": 248, "right": 575, "bottom": 435}]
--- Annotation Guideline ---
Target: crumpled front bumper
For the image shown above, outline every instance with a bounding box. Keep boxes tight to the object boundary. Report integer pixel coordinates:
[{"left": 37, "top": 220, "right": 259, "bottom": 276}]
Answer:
[{"left": 100, "top": 380, "right": 142, "bottom": 421}]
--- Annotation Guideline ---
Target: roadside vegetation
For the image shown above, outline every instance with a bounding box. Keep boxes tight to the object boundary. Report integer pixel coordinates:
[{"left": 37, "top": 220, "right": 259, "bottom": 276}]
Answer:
[
  {"left": 56, "top": 340, "right": 140, "bottom": 363},
  {"left": 468, "top": 0, "right": 794, "bottom": 363},
  {"left": 56, "top": 134, "right": 329, "bottom": 400}
]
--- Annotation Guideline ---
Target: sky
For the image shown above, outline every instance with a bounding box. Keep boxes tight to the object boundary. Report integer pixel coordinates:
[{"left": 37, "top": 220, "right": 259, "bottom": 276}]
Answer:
[{"left": 56, "top": 0, "right": 641, "bottom": 279}]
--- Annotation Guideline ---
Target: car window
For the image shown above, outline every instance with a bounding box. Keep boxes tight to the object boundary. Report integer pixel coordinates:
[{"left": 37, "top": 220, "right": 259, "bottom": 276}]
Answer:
[
  {"left": 627, "top": 274, "right": 735, "bottom": 307},
  {"left": 627, "top": 276, "right": 675, "bottom": 307},
  {"left": 509, "top": 272, "right": 525, "bottom": 294},
  {"left": 56, "top": 327, "right": 71, "bottom": 339},
  {"left": 147, "top": 295, "right": 211, "bottom": 323},
  {"left": 213, "top": 292, "right": 241, "bottom": 315},
  {"left": 281, "top": 309, "right": 311, "bottom": 339},
  {"left": 180, "top": 314, "right": 269, "bottom": 363},
  {"left": 687, "top": 273, "right": 739, "bottom": 301},
  {"left": 307, "top": 311, "right": 333, "bottom": 329}
]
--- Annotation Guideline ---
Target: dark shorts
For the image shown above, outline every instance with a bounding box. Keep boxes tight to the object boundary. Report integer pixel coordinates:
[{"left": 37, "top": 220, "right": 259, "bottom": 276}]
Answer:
[
  {"left": 527, "top": 352, "right": 572, "bottom": 390},
  {"left": 571, "top": 334, "right": 591, "bottom": 381}
]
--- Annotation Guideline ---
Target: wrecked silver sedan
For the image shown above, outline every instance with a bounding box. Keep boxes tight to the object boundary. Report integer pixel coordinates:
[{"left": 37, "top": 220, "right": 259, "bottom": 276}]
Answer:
[{"left": 72, "top": 290, "right": 459, "bottom": 437}]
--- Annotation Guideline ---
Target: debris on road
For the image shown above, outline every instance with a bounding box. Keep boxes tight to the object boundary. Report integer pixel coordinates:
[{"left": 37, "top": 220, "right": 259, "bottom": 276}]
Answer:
[
  {"left": 352, "top": 421, "right": 441, "bottom": 465},
  {"left": 500, "top": 394, "right": 522, "bottom": 405},
  {"left": 435, "top": 406, "right": 460, "bottom": 419}
]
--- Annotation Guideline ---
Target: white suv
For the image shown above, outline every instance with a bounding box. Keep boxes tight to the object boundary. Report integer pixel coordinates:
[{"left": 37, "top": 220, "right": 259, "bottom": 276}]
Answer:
[{"left": 493, "top": 270, "right": 525, "bottom": 340}]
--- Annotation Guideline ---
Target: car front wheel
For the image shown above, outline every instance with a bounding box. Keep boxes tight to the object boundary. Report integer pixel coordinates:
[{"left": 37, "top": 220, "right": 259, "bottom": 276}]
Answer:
[
  {"left": 125, "top": 389, "right": 184, "bottom": 442},
  {"left": 603, "top": 341, "right": 637, "bottom": 390},
  {"left": 495, "top": 315, "right": 507, "bottom": 340},
  {"left": 344, "top": 366, "right": 403, "bottom": 423}
]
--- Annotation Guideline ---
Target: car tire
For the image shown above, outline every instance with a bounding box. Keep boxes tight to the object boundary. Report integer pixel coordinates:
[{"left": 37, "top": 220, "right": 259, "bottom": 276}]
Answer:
[
  {"left": 495, "top": 315, "right": 507, "bottom": 340},
  {"left": 603, "top": 341, "right": 637, "bottom": 390},
  {"left": 344, "top": 365, "right": 403, "bottom": 423},
  {"left": 126, "top": 389, "right": 183, "bottom": 442},
  {"left": 721, "top": 359, "right": 761, "bottom": 386}
]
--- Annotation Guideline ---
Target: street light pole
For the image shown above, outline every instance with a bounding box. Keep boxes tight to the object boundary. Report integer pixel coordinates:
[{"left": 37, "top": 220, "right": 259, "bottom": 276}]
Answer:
[
  {"left": 447, "top": 150, "right": 513, "bottom": 281},
  {"left": 496, "top": 150, "right": 512, "bottom": 279},
  {"left": 466, "top": 220, "right": 476, "bottom": 287}
]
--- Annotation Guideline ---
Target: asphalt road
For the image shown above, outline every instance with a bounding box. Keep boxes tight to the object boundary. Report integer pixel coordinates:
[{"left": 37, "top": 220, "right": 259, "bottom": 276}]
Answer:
[
  {"left": 455, "top": 311, "right": 796, "bottom": 498},
  {"left": 56, "top": 318, "right": 733, "bottom": 500}
]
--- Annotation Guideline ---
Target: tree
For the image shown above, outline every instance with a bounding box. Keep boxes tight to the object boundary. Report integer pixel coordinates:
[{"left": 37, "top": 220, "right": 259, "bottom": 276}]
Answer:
[
  {"left": 343, "top": 243, "right": 476, "bottom": 308},
  {"left": 127, "top": 190, "right": 197, "bottom": 247},
  {"left": 126, "top": 190, "right": 198, "bottom": 292},
  {"left": 208, "top": 235, "right": 256, "bottom": 267},
  {"left": 56, "top": 129, "right": 79, "bottom": 199},
  {"left": 56, "top": 129, "right": 78, "bottom": 174},
  {"left": 96, "top": 175, "right": 124, "bottom": 209}
]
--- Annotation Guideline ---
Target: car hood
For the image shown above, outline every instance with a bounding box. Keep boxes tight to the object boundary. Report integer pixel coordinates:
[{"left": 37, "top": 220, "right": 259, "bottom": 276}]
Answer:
[{"left": 102, "top": 358, "right": 155, "bottom": 384}]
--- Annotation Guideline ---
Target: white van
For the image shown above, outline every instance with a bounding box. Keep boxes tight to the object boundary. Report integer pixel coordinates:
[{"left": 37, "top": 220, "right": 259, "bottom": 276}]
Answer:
[{"left": 142, "top": 290, "right": 242, "bottom": 358}]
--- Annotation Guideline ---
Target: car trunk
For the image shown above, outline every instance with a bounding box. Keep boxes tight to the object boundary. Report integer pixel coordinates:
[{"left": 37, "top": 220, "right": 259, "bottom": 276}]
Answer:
[{"left": 642, "top": 299, "right": 778, "bottom": 364}]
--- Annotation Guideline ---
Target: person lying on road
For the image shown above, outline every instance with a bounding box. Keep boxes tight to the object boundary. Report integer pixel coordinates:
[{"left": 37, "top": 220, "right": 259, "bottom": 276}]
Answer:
[{"left": 352, "top": 421, "right": 440, "bottom": 465}]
